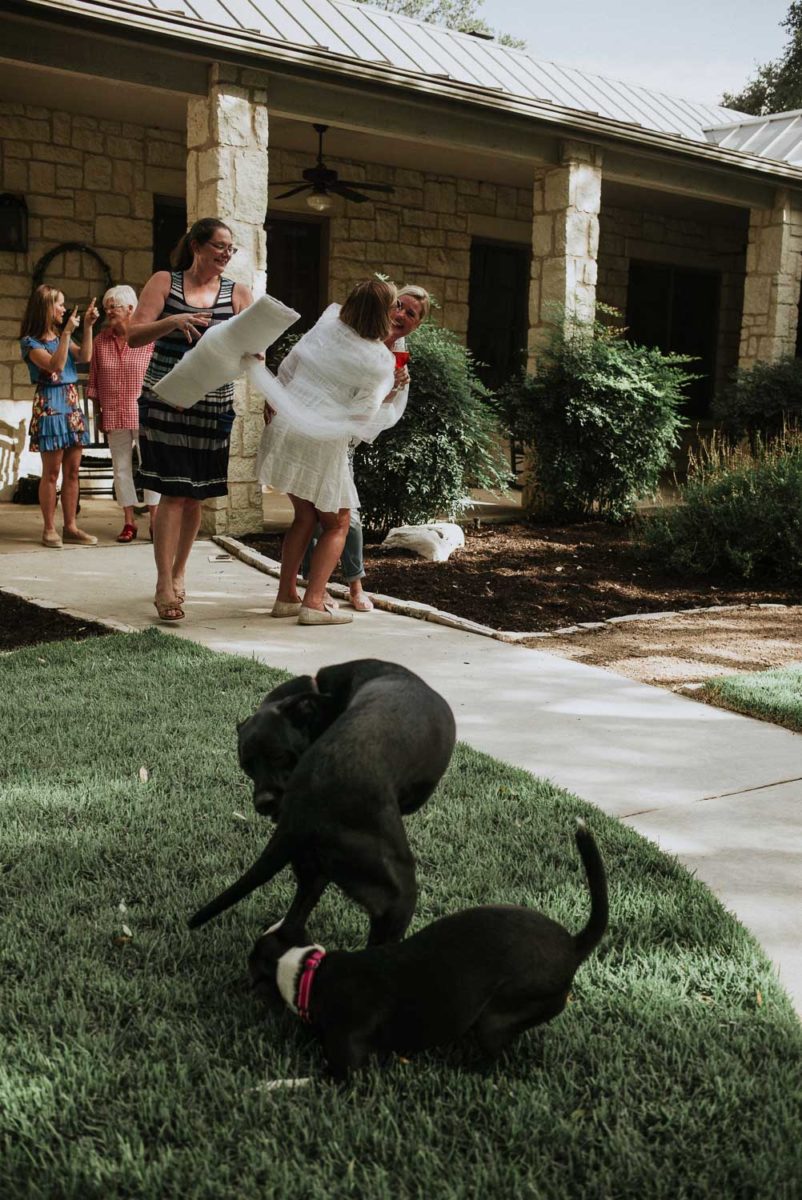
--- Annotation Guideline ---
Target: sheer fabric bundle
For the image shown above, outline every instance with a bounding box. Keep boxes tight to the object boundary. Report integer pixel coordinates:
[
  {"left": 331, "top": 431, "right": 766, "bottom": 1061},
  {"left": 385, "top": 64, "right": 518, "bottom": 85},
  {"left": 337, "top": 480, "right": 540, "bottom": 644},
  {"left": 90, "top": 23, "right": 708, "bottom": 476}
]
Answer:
[
  {"left": 151, "top": 293, "right": 300, "bottom": 409},
  {"left": 245, "top": 305, "right": 401, "bottom": 444}
]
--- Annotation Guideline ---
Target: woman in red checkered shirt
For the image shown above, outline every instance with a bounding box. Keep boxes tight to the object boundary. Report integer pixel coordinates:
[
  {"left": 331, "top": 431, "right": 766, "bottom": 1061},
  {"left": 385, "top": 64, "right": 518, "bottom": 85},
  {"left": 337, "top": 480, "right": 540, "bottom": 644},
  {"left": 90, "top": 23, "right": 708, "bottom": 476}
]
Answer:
[{"left": 87, "top": 286, "right": 159, "bottom": 543}]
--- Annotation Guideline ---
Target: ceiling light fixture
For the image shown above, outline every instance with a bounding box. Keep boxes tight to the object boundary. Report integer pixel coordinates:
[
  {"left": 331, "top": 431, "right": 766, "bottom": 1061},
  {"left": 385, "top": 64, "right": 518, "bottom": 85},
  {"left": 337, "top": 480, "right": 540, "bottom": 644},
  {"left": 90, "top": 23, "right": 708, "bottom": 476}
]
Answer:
[{"left": 306, "top": 191, "right": 334, "bottom": 213}]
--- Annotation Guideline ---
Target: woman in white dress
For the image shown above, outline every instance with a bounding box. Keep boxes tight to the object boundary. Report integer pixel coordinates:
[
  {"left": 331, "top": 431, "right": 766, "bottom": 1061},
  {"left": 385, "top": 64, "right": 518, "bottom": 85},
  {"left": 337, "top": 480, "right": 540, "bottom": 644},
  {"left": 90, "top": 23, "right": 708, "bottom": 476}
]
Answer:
[{"left": 256, "top": 279, "right": 403, "bottom": 626}]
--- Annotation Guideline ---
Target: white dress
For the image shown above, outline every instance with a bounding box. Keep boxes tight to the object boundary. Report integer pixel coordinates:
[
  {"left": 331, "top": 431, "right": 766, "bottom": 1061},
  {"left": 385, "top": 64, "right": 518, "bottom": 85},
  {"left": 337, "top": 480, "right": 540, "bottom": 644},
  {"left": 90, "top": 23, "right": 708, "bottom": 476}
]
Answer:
[{"left": 253, "top": 305, "right": 398, "bottom": 512}]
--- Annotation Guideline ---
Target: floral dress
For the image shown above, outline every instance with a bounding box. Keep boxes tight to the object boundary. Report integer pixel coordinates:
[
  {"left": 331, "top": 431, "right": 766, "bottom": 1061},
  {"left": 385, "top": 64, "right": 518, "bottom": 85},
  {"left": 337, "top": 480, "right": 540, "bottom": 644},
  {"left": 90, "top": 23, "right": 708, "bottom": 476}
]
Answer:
[{"left": 21, "top": 336, "right": 88, "bottom": 453}]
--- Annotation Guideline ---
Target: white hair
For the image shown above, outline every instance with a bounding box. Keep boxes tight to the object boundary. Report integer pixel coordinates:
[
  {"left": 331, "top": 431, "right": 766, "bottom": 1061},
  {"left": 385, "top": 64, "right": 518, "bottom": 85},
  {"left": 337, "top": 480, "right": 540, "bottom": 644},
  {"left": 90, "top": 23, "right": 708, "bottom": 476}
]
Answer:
[{"left": 102, "top": 284, "right": 137, "bottom": 309}]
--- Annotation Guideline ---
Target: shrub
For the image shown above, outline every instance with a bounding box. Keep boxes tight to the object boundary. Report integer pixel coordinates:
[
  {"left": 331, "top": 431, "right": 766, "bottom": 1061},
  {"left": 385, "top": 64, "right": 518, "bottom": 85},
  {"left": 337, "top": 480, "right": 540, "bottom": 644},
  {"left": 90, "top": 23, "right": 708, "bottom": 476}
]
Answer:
[
  {"left": 355, "top": 322, "right": 510, "bottom": 536},
  {"left": 712, "top": 357, "right": 802, "bottom": 441},
  {"left": 640, "top": 432, "right": 802, "bottom": 581},
  {"left": 499, "top": 310, "right": 692, "bottom": 521}
]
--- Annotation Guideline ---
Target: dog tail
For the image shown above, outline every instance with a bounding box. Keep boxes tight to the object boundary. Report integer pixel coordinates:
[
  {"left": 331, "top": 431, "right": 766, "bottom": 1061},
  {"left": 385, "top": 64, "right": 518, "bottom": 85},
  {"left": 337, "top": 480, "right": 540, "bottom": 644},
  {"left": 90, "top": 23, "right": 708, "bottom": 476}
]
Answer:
[
  {"left": 188, "top": 832, "right": 297, "bottom": 929},
  {"left": 572, "top": 819, "right": 608, "bottom": 963}
]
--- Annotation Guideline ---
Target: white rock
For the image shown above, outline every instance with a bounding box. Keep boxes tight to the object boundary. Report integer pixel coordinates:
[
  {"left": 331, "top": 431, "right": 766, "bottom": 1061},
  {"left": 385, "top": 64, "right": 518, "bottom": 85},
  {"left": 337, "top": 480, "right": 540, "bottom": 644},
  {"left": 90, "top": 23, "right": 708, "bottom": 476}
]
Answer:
[{"left": 382, "top": 523, "right": 465, "bottom": 562}]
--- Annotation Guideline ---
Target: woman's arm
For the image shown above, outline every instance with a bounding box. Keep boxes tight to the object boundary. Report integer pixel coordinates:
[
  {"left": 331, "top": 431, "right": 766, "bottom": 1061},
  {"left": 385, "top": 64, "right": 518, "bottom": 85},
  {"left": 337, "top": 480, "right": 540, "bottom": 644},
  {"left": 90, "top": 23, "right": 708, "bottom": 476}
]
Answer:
[
  {"left": 128, "top": 272, "right": 210, "bottom": 347},
  {"left": 86, "top": 343, "right": 98, "bottom": 398},
  {"left": 77, "top": 296, "right": 98, "bottom": 363},
  {"left": 232, "top": 283, "right": 254, "bottom": 315},
  {"left": 25, "top": 309, "right": 80, "bottom": 376}
]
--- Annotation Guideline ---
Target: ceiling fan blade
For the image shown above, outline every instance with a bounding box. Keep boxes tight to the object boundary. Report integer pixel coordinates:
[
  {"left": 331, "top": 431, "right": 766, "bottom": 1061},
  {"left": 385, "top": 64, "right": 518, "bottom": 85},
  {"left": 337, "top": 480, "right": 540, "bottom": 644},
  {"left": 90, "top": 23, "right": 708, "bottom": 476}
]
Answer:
[
  {"left": 330, "top": 184, "right": 371, "bottom": 203},
  {"left": 273, "top": 185, "right": 312, "bottom": 199},
  {"left": 336, "top": 181, "right": 395, "bottom": 193},
  {"left": 269, "top": 180, "right": 306, "bottom": 186}
]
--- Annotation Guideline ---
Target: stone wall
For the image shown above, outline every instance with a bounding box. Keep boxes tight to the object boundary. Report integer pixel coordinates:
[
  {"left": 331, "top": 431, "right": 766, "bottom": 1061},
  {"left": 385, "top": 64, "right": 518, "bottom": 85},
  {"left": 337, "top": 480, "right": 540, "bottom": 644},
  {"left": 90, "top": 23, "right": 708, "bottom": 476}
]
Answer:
[
  {"left": 269, "top": 146, "right": 533, "bottom": 336},
  {"left": 0, "top": 101, "right": 185, "bottom": 493},
  {"left": 597, "top": 201, "right": 747, "bottom": 398}
]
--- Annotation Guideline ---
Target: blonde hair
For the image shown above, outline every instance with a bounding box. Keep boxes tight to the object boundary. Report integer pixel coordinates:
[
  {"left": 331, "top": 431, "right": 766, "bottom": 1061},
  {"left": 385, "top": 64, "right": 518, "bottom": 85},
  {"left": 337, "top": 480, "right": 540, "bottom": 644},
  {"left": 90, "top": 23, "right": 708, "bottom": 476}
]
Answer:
[
  {"left": 398, "top": 284, "right": 431, "bottom": 322},
  {"left": 20, "top": 284, "right": 61, "bottom": 339},
  {"left": 340, "top": 279, "right": 397, "bottom": 342}
]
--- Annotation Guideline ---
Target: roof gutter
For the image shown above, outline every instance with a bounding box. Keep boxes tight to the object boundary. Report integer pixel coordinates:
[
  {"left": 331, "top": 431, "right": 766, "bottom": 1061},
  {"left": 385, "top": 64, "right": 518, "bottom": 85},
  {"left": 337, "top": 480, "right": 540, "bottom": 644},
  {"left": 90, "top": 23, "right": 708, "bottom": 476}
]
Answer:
[{"left": 11, "top": 0, "right": 802, "bottom": 189}]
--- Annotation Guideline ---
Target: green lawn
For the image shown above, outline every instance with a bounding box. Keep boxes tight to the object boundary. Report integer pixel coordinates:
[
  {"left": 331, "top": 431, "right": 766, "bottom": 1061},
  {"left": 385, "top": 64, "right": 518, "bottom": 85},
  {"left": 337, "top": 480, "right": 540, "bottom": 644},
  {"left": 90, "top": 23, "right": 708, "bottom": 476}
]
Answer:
[
  {"left": 1, "top": 631, "right": 800, "bottom": 1199},
  {"left": 704, "top": 663, "right": 802, "bottom": 732}
]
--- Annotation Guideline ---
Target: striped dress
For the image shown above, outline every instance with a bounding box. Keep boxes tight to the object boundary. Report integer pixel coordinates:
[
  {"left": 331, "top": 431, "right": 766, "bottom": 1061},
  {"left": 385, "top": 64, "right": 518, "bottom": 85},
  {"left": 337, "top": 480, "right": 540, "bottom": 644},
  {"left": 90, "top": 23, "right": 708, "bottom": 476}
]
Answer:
[{"left": 138, "top": 271, "right": 236, "bottom": 499}]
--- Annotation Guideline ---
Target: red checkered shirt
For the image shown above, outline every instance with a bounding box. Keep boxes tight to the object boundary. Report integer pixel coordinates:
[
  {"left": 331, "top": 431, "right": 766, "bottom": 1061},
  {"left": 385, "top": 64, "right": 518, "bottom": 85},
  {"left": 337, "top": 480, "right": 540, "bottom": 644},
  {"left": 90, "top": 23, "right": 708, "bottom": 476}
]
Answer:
[{"left": 86, "top": 329, "right": 153, "bottom": 432}]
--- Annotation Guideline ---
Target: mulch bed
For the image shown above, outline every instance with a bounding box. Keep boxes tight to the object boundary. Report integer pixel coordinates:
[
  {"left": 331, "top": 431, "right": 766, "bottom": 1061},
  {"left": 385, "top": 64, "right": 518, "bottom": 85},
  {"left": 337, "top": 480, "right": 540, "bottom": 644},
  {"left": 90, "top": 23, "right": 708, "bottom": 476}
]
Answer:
[
  {"left": 0, "top": 591, "right": 112, "bottom": 652},
  {"left": 239, "top": 521, "right": 797, "bottom": 633}
]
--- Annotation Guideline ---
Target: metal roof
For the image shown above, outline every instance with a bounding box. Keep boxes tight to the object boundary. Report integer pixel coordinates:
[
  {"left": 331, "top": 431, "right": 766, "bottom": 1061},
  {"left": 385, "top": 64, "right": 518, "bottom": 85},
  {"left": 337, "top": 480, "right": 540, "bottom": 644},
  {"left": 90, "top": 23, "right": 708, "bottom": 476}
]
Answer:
[
  {"left": 132, "top": 0, "right": 740, "bottom": 143},
  {"left": 704, "top": 110, "right": 802, "bottom": 166}
]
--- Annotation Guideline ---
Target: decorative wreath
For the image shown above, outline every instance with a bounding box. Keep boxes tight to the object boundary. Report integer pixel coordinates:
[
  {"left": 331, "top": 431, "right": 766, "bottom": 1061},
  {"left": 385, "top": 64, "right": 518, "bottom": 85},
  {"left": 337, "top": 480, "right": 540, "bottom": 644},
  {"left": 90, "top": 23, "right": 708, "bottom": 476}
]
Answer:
[{"left": 32, "top": 242, "right": 114, "bottom": 294}]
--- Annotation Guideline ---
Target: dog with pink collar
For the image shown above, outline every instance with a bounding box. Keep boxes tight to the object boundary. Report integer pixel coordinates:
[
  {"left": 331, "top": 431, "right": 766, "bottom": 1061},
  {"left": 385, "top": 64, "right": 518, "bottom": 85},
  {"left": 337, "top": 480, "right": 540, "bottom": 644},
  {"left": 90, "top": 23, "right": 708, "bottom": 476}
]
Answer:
[{"left": 250, "top": 822, "right": 608, "bottom": 1083}]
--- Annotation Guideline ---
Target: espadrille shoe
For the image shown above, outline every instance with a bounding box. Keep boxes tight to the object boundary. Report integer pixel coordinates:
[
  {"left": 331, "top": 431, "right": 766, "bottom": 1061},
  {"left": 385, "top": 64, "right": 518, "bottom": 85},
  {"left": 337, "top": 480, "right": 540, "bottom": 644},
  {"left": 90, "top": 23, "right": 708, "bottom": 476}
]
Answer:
[
  {"left": 271, "top": 599, "right": 303, "bottom": 618},
  {"left": 297, "top": 603, "right": 353, "bottom": 626}
]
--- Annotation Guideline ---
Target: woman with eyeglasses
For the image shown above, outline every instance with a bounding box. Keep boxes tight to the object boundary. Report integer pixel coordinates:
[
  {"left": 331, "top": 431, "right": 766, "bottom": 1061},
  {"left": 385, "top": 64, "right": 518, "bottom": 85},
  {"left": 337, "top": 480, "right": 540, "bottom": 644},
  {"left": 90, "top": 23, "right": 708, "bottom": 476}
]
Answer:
[
  {"left": 87, "top": 285, "right": 159, "bottom": 544},
  {"left": 129, "top": 217, "right": 253, "bottom": 622}
]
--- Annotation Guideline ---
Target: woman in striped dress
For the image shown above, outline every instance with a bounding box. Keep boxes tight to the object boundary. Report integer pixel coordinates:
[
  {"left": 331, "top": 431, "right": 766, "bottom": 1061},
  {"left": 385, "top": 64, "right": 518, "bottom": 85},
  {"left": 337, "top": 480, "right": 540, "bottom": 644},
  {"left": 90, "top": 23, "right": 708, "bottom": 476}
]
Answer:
[{"left": 129, "top": 218, "right": 254, "bottom": 622}]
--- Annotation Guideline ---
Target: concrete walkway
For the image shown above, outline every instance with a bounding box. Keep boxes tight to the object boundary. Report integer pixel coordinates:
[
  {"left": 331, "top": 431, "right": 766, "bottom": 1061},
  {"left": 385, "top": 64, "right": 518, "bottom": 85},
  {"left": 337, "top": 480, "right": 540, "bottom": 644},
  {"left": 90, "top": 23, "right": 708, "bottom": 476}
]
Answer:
[{"left": 2, "top": 499, "right": 801, "bottom": 1014}]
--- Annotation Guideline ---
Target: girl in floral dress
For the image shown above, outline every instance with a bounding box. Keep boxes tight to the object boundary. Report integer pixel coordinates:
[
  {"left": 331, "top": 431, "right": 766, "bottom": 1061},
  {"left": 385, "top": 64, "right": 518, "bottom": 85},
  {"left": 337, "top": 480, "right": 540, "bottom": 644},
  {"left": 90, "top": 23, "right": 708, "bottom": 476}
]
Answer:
[{"left": 20, "top": 284, "right": 98, "bottom": 548}]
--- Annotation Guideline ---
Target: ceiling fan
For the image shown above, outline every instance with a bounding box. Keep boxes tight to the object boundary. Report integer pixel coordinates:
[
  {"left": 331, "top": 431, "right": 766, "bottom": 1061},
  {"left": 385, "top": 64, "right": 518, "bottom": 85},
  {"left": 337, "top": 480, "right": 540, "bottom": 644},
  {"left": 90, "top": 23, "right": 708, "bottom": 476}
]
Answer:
[{"left": 270, "top": 124, "right": 395, "bottom": 211}]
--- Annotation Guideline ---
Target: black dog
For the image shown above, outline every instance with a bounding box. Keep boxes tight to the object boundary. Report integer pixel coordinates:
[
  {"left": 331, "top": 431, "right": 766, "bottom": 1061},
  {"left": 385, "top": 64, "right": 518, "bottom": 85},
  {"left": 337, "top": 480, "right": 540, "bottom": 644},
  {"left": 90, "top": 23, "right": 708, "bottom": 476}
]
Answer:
[
  {"left": 248, "top": 821, "right": 608, "bottom": 1081},
  {"left": 188, "top": 659, "right": 456, "bottom": 944}
]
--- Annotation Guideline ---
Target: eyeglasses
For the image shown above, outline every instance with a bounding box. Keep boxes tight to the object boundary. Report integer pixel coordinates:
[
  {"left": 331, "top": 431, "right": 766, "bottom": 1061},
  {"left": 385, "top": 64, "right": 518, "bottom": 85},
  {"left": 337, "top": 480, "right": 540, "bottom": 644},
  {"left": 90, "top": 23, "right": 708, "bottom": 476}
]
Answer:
[
  {"left": 208, "top": 241, "right": 238, "bottom": 257},
  {"left": 104, "top": 303, "right": 127, "bottom": 312}
]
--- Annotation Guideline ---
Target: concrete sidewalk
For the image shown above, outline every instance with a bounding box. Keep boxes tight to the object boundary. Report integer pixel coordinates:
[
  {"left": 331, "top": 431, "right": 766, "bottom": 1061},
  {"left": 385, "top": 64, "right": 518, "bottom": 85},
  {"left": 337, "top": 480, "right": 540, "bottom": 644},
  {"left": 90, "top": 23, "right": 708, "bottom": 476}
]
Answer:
[{"left": 2, "top": 501, "right": 801, "bottom": 1013}]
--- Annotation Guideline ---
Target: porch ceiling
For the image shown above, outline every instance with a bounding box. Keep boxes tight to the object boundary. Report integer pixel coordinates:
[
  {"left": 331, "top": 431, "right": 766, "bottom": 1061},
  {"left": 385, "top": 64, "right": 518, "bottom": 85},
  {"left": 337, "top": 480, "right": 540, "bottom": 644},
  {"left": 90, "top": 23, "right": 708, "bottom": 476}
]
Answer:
[{"left": 0, "top": 59, "right": 188, "bottom": 129}]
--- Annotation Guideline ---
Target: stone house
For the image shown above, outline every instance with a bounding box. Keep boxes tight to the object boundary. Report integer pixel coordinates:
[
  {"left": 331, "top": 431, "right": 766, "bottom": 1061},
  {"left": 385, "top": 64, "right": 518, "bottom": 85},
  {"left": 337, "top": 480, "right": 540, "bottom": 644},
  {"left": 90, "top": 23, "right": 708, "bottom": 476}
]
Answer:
[{"left": 2, "top": 0, "right": 802, "bottom": 528}]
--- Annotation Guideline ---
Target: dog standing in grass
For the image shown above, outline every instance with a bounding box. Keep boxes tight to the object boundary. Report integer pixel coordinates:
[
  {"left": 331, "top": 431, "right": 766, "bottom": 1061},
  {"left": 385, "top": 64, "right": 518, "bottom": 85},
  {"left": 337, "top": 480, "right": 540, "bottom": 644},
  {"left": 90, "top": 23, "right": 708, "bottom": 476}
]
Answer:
[
  {"left": 248, "top": 821, "right": 608, "bottom": 1082},
  {"left": 189, "top": 659, "right": 456, "bottom": 945}
]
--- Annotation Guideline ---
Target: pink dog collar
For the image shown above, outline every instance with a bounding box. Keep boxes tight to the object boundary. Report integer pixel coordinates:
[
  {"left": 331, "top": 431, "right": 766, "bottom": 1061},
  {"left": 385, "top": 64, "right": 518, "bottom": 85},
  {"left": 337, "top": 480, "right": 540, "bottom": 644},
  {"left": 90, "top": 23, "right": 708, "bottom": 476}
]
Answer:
[{"left": 296, "top": 948, "right": 325, "bottom": 1023}]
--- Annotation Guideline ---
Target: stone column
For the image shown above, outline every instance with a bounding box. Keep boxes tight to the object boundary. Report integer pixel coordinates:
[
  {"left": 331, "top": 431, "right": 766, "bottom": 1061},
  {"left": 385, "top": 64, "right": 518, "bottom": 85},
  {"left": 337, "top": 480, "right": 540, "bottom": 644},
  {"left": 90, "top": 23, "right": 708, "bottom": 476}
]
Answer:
[
  {"left": 738, "top": 188, "right": 802, "bottom": 370},
  {"left": 524, "top": 141, "right": 602, "bottom": 512},
  {"left": 186, "top": 63, "right": 269, "bottom": 535},
  {"left": 528, "top": 140, "right": 602, "bottom": 368}
]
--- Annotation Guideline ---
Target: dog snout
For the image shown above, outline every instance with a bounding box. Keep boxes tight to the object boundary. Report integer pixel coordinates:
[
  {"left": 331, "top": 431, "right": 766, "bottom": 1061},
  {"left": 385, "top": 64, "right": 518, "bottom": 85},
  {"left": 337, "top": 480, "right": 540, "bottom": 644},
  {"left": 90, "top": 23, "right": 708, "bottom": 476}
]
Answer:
[{"left": 254, "top": 789, "right": 279, "bottom": 815}]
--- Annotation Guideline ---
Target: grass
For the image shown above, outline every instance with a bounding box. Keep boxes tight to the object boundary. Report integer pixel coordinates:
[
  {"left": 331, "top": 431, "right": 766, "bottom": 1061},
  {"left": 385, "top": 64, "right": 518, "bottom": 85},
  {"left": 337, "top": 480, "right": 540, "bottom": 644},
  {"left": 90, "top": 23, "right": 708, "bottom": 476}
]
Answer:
[
  {"left": 704, "top": 664, "right": 802, "bottom": 732},
  {"left": 1, "top": 630, "right": 800, "bottom": 1200}
]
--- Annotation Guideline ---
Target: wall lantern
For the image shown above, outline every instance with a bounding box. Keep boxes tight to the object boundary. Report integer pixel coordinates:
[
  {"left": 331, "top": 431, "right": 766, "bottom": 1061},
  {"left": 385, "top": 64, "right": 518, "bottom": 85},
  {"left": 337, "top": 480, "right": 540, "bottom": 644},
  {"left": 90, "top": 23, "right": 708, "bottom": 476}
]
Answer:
[{"left": 0, "top": 194, "right": 28, "bottom": 252}]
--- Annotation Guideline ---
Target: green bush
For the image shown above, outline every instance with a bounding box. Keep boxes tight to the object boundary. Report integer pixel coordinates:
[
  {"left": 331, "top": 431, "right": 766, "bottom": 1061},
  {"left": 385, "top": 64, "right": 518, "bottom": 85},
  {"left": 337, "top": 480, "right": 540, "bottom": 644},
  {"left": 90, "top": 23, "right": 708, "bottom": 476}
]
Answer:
[
  {"left": 355, "top": 322, "right": 510, "bottom": 536},
  {"left": 640, "top": 433, "right": 802, "bottom": 581},
  {"left": 712, "top": 357, "right": 802, "bottom": 441},
  {"left": 499, "top": 310, "right": 692, "bottom": 521}
]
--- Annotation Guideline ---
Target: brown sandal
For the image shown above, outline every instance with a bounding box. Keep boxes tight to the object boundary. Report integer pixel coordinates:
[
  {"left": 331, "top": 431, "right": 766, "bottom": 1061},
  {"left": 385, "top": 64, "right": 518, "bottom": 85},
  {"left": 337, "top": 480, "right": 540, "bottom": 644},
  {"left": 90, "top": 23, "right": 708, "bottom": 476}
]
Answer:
[{"left": 154, "top": 596, "right": 184, "bottom": 622}]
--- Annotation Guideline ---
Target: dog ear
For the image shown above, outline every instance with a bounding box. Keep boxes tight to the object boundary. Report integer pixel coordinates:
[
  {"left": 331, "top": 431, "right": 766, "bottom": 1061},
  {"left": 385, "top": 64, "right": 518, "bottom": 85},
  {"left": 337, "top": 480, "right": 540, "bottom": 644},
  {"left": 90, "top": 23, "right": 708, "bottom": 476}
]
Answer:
[
  {"left": 263, "top": 675, "right": 317, "bottom": 705},
  {"left": 278, "top": 692, "right": 334, "bottom": 733}
]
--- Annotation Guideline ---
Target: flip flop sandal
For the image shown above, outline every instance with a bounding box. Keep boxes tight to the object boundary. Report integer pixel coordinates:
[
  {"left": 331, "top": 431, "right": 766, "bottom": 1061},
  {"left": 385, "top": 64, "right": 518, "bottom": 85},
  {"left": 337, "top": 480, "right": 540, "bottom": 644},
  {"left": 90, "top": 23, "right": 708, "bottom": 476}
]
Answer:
[{"left": 350, "top": 593, "right": 374, "bottom": 612}]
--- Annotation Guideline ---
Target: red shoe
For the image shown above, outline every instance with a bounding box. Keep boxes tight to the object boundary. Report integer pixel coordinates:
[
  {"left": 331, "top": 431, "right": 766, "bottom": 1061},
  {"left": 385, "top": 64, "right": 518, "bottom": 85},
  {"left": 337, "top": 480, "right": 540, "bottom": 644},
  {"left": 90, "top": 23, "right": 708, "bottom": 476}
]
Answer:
[{"left": 116, "top": 523, "right": 137, "bottom": 543}]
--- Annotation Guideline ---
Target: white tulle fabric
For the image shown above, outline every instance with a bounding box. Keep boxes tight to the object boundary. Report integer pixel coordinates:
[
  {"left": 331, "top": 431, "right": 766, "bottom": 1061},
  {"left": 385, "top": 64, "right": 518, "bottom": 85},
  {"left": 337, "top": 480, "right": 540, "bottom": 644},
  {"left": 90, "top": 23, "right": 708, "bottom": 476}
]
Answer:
[
  {"left": 151, "top": 294, "right": 300, "bottom": 409},
  {"left": 253, "top": 305, "right": 400, "bottom": 512}
]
